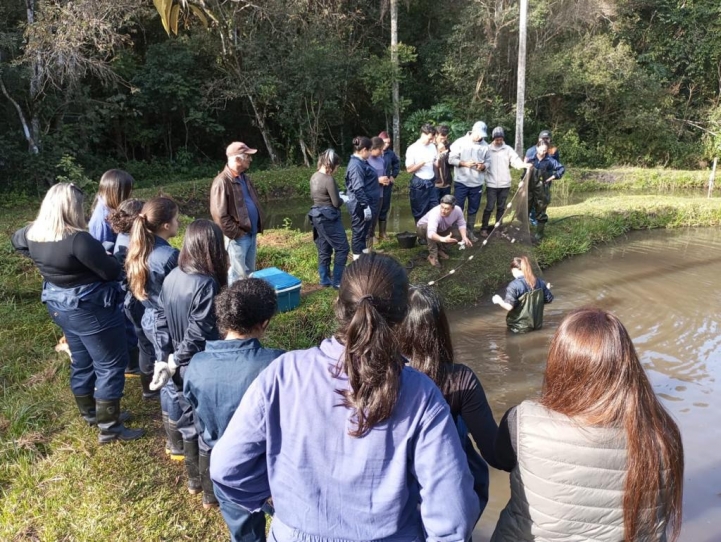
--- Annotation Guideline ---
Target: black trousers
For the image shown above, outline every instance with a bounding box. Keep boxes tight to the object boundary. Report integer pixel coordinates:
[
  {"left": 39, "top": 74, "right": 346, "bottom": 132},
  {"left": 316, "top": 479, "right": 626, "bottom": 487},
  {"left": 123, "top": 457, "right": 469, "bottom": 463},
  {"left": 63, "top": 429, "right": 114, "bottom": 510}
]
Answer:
[{"left": 482, "top": 187, "right": 511, "bottom": 230}]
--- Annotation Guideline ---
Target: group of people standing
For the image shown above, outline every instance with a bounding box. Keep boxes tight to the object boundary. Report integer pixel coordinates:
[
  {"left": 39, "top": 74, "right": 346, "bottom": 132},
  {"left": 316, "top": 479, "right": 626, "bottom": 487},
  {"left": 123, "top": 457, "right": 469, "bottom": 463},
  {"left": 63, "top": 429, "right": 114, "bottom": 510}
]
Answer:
[
  {"left": 307, "top": 123, "right": 565, "bottom": 279},
  {"left": 12, "top": 136, "right": 684, "bottom": 542}
]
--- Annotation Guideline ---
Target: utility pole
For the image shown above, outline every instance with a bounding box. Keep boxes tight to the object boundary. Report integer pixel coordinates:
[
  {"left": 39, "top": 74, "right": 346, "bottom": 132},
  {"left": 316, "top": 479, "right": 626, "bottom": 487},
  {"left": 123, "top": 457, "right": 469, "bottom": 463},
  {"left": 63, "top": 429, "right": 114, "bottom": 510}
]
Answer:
[
  {"left": 390, "top": 0, "right": 401, "bottom": 155},
  {"left": 514, "top": 0, "right": 528, "bottom": 156}
]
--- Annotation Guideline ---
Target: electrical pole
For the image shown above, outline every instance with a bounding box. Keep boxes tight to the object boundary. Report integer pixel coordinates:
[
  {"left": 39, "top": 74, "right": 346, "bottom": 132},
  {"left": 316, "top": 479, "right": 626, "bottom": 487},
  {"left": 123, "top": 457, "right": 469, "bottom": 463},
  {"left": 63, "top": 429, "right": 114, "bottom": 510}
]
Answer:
[{"left": 514, "top": 0, "right": 528, "bottom": 156}]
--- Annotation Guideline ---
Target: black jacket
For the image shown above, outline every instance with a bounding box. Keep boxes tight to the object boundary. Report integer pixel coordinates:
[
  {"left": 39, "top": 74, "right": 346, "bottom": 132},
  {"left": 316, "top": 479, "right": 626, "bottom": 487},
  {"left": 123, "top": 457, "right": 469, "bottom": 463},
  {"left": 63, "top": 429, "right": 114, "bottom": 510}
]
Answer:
[{"left": 155, "top": 268, "right": 221, "bottom": 370}]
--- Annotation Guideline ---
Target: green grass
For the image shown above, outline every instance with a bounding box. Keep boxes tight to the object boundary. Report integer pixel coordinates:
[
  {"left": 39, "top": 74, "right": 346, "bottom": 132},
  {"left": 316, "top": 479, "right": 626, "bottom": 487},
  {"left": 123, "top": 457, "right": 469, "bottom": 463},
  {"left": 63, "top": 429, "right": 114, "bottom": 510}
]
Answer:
[{"left": 2, "top": 169, "right": 721, "bottom": 540}]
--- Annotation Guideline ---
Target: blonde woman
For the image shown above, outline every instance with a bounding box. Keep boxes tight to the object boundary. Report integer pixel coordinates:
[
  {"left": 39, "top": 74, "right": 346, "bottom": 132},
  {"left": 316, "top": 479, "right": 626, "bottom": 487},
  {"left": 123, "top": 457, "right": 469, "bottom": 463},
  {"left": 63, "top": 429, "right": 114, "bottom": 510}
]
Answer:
[
  {"left": 12, "top": 183, "right": 143, "bottom": 443},
  {"left": 492, "top": 256, "right": 553, "bottom": 333}
]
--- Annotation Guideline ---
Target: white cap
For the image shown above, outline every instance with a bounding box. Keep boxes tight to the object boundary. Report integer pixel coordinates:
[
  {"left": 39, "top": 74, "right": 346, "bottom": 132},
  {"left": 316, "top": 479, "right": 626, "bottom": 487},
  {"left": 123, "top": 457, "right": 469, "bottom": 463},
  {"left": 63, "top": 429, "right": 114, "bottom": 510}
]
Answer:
[{"left": 472, "top": 121, "right": 488, "bottom": 138}]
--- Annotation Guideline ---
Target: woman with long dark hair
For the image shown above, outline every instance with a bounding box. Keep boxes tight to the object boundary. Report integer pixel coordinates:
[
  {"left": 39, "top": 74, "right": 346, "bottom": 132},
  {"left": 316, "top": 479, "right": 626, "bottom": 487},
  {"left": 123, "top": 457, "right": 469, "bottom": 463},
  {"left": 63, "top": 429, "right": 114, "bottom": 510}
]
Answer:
[
  {"left": 492, "top": 308, "right": 684, "bottom": 542},
  {"left": 12, "top": 183, "right": 143, "bottom": 443},
  {"left": 344, "top": 136, "right": 379, "bottom": 260},
  {"left": 152, "top": 219, "right": 228, "bottom": 506},
  {"left": 89, "top": 169, "right": 135, "bottom": 252},
  {"left": 398, "top": 285, "right": 501, "bottom": 513},
  {"left": 492, "top": 255, "right": 553, "bottom": 333},
  {"left": 125, "top": 197, "right": 180, "bottom": 436},
  {"left": 308, "top": 149, "right": 349, "bottom": 288},
  {"left": 211, "top": 254, "right": 480, "bottom": 541}
]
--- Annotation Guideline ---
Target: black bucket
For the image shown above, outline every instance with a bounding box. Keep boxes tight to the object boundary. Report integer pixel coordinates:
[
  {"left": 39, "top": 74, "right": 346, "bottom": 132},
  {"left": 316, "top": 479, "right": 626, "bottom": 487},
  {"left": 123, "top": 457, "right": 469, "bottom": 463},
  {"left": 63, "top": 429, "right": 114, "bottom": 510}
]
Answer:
[{"left": 396, "top": 231, "right": 417, "bottom": 249}]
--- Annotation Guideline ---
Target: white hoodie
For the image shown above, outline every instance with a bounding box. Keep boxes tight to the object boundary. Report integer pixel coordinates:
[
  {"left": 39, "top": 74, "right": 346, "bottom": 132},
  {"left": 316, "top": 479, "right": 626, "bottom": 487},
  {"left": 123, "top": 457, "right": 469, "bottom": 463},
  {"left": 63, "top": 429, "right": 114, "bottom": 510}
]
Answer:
[{"left": 486, "top": 143, "right": 526, "bottom": 188}]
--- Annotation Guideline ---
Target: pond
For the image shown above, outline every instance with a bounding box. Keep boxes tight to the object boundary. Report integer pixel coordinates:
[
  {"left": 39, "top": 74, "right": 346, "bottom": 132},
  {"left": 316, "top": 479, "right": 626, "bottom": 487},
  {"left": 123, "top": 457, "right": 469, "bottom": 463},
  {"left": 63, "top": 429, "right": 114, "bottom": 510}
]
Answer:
[{"left": 448, "top": 227, "right": 721, "bottom": 542}]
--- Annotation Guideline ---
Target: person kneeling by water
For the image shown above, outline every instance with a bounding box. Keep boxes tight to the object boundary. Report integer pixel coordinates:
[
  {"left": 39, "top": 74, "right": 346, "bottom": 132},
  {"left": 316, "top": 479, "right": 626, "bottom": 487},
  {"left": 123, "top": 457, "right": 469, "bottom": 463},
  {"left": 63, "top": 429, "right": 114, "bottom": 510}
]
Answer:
[
  {"left": 416, "top": 194, "right": 473, "bottom": 268},
  {"left": 492, "top": 256, "right": 553, "bottom": 333}
]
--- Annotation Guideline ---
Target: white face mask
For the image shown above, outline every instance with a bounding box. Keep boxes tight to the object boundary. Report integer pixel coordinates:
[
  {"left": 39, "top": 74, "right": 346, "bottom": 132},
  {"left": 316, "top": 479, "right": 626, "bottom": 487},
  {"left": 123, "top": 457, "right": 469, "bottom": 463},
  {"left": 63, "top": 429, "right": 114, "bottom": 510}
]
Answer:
[{"left": 511, "top": 268, "right": 525, "bottom": 278}]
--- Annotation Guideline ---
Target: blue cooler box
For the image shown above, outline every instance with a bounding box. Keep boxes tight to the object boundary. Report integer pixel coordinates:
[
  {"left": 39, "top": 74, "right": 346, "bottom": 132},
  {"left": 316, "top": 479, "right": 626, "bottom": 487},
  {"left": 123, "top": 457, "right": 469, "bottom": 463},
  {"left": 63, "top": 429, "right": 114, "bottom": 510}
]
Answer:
[{"left": 251, "top": 267, "right": 302, "bottom": 313}]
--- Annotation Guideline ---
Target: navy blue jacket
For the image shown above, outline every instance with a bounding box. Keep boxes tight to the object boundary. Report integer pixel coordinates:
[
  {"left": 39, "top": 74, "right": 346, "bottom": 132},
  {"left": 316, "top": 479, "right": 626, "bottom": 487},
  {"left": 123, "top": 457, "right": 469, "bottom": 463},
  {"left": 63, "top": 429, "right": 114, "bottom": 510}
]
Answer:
[
  {"left": 141, "top": 236, "right": 179, "bottom": 311},
  {"left": 383, "top": 148, "right": 401, "bottom": 178},
  {"left": 531, "top": 155, "right": 565, "bottom": 182},
  {"left": 183, "top": 338, "right": 285, "bottom": 448},
  {"left": 344, "top": 155, "right": 380, "bottom": 209},
  {"left": 155, "top": 268, "right": 220, "bottom": 368},
  {"left": 504, "top": 277, "right": 554, "bottom": 306}
]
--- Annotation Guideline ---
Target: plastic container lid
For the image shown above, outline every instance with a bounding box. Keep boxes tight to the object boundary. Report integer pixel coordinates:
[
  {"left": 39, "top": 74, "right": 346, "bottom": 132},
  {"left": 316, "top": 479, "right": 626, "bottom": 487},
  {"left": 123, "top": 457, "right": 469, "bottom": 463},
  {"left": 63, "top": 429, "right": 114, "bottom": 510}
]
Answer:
[{"left": 251, "top": 267, "right": 302, "bottom": 290}]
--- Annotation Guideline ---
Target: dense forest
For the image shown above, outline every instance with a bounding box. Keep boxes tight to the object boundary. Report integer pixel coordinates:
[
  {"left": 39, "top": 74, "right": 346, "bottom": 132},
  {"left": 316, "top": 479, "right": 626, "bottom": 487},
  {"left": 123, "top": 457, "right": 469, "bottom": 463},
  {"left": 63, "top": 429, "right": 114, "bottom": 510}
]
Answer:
[{"left": 1, "top": 0, "right": 720, "bottom": 193}]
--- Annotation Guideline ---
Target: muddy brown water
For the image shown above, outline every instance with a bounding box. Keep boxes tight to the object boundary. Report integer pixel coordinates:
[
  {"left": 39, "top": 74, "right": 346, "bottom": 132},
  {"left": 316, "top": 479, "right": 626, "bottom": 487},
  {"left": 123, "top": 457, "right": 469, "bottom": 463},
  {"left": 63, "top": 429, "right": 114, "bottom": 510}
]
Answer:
[{"left": 450, "top": 227, "right": 721, "bottom": 542}]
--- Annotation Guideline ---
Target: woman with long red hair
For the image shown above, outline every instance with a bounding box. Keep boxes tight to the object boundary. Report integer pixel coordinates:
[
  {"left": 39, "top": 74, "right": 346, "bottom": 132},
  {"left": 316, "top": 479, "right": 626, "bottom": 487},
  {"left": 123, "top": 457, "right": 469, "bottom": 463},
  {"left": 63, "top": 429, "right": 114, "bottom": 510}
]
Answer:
[{"left": 492, "top": 307, "right": 684, "bottom": 542}]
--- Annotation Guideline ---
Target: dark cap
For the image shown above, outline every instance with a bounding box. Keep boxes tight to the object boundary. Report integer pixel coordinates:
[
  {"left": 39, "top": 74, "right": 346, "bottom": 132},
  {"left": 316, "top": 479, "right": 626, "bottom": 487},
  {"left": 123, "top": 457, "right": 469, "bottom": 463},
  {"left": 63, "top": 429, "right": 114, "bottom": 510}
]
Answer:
[
  {"left": 538, "top": 130, "right": 551, "bottom": 140},
  {"left": 492, "top": 126, "right": 505, "bottom": 140},
  {"left": 226, "top": 142, "right": 258, "bottom": 157}
]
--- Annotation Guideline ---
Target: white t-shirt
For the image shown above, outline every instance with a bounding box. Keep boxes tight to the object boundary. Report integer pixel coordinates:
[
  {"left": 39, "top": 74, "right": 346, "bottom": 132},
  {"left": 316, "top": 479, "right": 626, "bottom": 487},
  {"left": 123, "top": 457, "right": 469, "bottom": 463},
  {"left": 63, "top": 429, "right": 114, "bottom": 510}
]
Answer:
[{"left": 405, "top": 140, "right": 438, "bottom": 180}]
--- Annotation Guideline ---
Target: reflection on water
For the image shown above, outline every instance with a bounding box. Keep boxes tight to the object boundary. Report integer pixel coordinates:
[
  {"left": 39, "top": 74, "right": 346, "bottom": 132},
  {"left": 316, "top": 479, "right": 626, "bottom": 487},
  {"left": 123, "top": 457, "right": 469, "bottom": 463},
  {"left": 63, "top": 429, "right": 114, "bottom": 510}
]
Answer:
[{"left": 449, "top": 228, "right": 721, "bottom": 542}]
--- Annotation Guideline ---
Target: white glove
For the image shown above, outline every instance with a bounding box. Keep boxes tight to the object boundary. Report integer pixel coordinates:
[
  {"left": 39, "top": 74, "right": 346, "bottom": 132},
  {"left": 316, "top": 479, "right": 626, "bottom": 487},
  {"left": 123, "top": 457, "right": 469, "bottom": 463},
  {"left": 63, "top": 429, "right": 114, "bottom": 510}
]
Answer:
[
  {"left": 363, "top": 207, "right": 372, "bottom": 222},
  {"left": 492, "top": 294, "right": 502, "bottom": 305},
  {"left": 458, "top": 241, "right": 466, "bottom": 250},
  {"left": 150, "top": 354, "right": 177, "bottom": 391},
  {"left": 340, "top": 193, "right": 349, "bottom": 204}
]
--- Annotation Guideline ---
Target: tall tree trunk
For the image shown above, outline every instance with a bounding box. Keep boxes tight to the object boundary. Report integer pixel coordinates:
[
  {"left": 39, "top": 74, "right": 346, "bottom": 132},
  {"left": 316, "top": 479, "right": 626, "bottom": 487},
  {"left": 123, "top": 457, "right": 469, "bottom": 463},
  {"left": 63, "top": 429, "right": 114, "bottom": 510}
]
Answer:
[
  {"left": 390, "top": 0, "right": 401, "bottom": 155},
  {"left": 0, "top": 73, "right": 38, "bottom": 154},
  {"left": 247, "top": 94, "right": 279, "bottom": 165},
  {"left": 26, "top": 0, "right": 42, "bottom": 153},
  {"left": 514, "top": 0, "right": 528, "bottom": 156}
]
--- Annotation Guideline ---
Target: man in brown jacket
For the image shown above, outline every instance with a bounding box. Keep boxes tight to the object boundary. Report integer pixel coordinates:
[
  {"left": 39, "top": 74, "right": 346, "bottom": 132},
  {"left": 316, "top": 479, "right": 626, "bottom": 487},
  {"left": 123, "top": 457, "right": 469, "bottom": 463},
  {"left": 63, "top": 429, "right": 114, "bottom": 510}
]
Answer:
[{"left": 210, "top": 142, "right": 265, "bottom": 283}]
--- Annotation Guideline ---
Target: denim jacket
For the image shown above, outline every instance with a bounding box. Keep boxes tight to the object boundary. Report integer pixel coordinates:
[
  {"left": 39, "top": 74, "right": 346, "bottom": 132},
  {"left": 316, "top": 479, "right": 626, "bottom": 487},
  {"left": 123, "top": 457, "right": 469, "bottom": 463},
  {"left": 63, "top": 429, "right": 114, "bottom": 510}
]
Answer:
[
  {"left": 141, "top": 236, "right": 179, "bottom": 311},
  {"left": 183, "top": 338, "right": 285, "bottom": 448}
]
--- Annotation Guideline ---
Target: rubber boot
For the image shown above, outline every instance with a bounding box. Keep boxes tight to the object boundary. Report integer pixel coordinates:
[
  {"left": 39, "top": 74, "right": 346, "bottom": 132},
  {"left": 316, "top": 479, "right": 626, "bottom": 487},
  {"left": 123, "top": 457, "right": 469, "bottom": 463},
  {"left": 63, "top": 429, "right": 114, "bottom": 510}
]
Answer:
[
  {"left": 125, "top": 346, "right": 140, "bottom": 378},
  {"left": 331, "top": 263, "right": 345, "bottom": 289},
  {"left": 97, "top": 399, "right": 144, "bottom": 444},
  {"left": 163, "top": 411, "right": 184, "bottom": 460},
  {"left": 140, "top": 372, "right": 160, "bottom": 401},
  {"left": 75, "top": 394, "right": 130, "bottom": 426},
  {"left": 183, "top": 439, "right": 202, "bottom": 495},
  {"left": 378, "top": 220, "right": 387, "bottom": 240},
  {"left": 318, "top": 264, "right": 332, "bottom": 287},
  {"left": 199, "top": 450, "right": 219, "bottom": 509},
  {"left": 466, "top": 214, "right": 479, "bottom": 242},
  {"left": 534, "top": 222, "right": 546, "bottom": 244},
  {"left": 74, "top": 394, "right": 96, "bottom": 425}
]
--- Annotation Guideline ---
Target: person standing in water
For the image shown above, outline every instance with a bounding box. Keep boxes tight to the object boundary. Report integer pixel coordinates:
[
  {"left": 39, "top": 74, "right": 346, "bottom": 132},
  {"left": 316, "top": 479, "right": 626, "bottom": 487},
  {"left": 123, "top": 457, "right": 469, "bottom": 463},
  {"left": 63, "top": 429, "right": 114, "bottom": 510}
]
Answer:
[{"left": 492, "top": 256, "right": 553, "bottom": 333}]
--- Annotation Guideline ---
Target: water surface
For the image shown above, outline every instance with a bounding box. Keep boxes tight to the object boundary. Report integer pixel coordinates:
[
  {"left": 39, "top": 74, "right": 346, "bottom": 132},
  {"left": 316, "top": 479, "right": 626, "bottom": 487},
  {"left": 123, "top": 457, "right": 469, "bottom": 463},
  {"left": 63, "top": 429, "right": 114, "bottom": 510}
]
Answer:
[{"left": 449, "top": 228, "right": 721, "bottom": 542}]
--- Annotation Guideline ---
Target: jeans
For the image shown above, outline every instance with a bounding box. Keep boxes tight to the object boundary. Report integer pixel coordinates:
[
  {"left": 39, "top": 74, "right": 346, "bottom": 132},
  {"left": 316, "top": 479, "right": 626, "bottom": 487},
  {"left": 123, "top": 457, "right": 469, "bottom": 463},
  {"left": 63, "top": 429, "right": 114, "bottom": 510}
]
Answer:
[
  {"left": 214, "top": 484, "right": 269, "bottom": 542},
  {"left": 482, "top": 187, "right": 511, "bottom": 230},
  {"left": 434, "top": 185, "right": 451, "bottom": 205},
  {"left": 310, "top": 207, "right": 349, "bottom": 287},
  {"left": 378, "top": 184, "right": 394, "bottom": 221},
  {"left": 409, "top": 175, "right": 435, "bottom": 223},
  {"left": 44, "top": 282, "right": 127, "bottom": 400},
  {"left": 227, "top": 234, "right": 257, "bottom": 284},
  {"left": 454, "top": 182, "right": 483, "bottom": 216}
]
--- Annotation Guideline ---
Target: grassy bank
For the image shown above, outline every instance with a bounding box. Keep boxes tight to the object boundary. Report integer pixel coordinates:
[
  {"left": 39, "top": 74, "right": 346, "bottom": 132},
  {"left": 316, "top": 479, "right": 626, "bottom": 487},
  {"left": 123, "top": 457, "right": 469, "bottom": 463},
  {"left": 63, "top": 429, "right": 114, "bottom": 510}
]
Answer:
[{"left": 1, "top": 176, "right": 721, "bottom": 539}]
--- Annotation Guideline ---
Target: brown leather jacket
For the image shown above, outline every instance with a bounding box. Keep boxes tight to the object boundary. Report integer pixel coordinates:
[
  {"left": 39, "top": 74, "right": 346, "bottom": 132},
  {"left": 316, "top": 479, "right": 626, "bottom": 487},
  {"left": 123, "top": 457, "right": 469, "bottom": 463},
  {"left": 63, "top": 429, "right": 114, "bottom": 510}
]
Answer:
[{"left": 210, "top": 167, "right": 265, "bottom": 240}]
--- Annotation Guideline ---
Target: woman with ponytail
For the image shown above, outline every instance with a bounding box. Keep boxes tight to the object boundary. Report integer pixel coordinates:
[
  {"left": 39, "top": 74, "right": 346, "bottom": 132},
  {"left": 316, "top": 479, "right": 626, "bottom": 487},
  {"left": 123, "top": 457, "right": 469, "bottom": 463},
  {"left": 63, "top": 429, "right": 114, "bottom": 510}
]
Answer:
[
  {"left": 12, "top": 184, "right": 143, "bottom": 443},
  {"left": 211, "top": 254, "right": 480, "bottom": 542},
  {"left": 492, "top": 255, "right": 553, "bottom": 333},
  {"left": 125, "top": 197, "right": 180, "bottom": 405},
  {"left": 308, "top": 149, "right": 349, "bottom": 288},
  {"left": 492, "top": 308, "right": 684, "bottom": 542},
  {"left": 344, "top": 136, "right": 380, "bottom": 260}
]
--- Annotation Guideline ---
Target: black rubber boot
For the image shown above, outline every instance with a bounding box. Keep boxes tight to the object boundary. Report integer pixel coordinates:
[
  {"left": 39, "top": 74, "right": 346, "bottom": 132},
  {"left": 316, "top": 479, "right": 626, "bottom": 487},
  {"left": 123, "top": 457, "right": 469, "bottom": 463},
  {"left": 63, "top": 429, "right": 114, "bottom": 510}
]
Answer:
[
  {"left": 140, "top": 372, "right": 160, "bottom": 401},
  {"left": 378, "top": 220, "right": 388, "bottom": 240},
  {"left": 125, "top": 346, "right": 141, "bottom": 378},
  {"left": 97, "top": 399, "right": 144, "bottom": 444},
  {"left": 467, "top": 214, "right": 479, "bottom": 242},
  {"left": 74, "top": 394, "right": 96, "bottom": 425},
  {"left": 163, "top": 412, "right": 184, "bottom": 460},
  {"left": 199, "top": 449, "right": 219, "bottom": 509},
  {"left": 183, "top": 439, "right": 202, "bottom": 495},
  {"left": 75, "top": 394, "right": 131, "bottom": 426}
]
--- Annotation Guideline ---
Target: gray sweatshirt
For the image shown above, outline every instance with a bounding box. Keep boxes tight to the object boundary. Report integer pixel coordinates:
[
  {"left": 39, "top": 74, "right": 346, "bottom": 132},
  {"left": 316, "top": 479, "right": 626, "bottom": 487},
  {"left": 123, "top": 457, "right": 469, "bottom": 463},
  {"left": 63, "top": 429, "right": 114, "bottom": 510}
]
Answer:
[
  {"left": 448, "top": 133, "right": 490, "bottom": 188},
  {"left": 486, "top": 143, "right": 526, "bottom": 189}
]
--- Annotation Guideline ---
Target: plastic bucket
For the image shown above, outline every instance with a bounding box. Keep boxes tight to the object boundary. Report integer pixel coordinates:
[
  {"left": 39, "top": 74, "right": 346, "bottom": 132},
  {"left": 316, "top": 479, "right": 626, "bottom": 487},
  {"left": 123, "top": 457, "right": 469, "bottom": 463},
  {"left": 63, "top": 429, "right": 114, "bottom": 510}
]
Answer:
[{"left": 396, "top": 231, "right": 417, "bottom": 249}]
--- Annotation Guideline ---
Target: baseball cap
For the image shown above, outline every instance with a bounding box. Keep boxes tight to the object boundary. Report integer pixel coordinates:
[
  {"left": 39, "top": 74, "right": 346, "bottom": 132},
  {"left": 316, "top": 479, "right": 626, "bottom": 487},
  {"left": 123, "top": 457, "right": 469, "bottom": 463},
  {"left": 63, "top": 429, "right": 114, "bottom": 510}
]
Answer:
[
  {"left": 538, "top": 130, "right": 551, "bottom": 140},
  {"left": 472, "top": 121, "right": 488, "bottom": 138},
  {"left": 226, "top": 142, "right": 258, "bottom": 157}
]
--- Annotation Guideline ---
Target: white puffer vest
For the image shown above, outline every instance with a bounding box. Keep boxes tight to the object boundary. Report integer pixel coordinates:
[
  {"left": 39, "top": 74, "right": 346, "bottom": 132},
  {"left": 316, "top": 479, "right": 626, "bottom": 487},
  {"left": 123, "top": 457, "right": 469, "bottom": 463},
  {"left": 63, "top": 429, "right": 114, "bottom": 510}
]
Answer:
[{"left": 491, "top": 401, "right": 643, "bottom": 542}]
